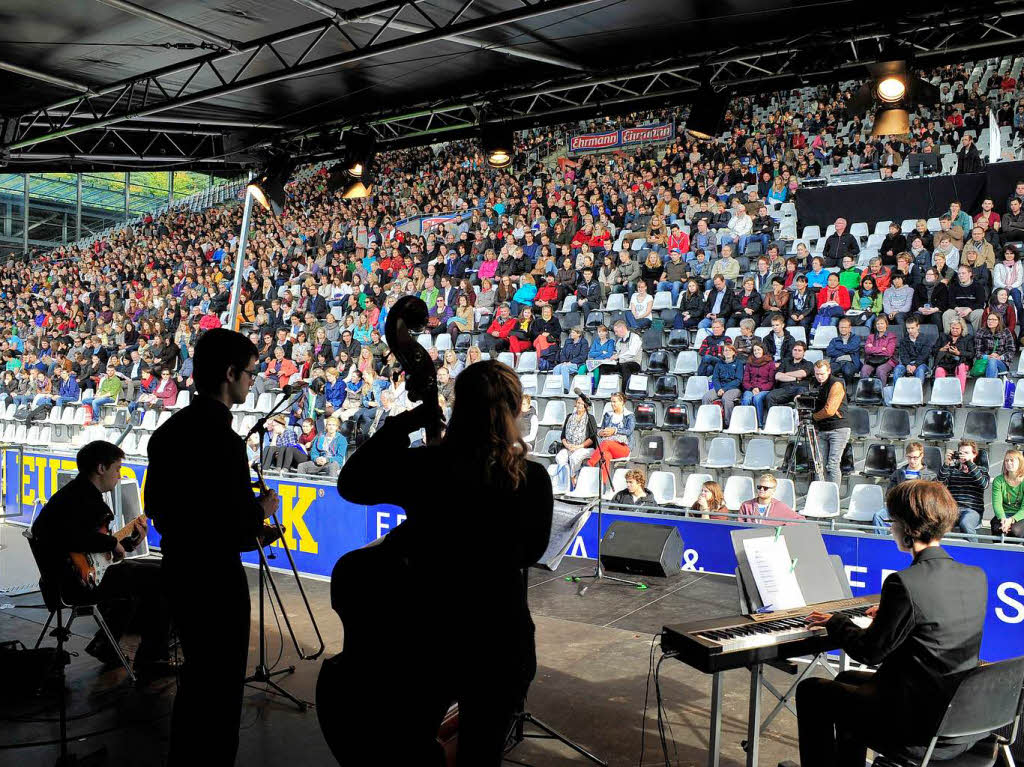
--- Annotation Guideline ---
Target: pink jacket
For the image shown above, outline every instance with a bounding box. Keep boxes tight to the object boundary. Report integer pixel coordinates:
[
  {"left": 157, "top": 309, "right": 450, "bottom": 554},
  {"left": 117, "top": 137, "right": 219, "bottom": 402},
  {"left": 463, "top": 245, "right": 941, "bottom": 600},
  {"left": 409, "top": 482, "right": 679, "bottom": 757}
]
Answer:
[
  {"left": 737, "top": 498, "right": 804, "bottom": 526},
  {"left": 863, "top": 331, "right": 896, "bottom": 362}
]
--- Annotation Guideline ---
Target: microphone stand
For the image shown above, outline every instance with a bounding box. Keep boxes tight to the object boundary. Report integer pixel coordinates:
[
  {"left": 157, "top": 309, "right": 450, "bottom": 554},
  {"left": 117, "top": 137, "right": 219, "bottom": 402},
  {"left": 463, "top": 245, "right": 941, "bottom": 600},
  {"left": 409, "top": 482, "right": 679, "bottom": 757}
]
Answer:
[
  {"left": 572, "top": 442, "right": 646, "bottom": 595},
  {"left": 244, "top": 386, "right": 311, "bottom": 711}
]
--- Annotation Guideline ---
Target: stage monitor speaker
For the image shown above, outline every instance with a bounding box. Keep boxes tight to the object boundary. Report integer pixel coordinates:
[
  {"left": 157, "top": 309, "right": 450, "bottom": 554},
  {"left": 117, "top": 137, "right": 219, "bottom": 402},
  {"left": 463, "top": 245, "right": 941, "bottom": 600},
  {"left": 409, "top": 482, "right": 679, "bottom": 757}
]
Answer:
[{"left": 599, "top": 521, "right": 683, "bottom": 578}]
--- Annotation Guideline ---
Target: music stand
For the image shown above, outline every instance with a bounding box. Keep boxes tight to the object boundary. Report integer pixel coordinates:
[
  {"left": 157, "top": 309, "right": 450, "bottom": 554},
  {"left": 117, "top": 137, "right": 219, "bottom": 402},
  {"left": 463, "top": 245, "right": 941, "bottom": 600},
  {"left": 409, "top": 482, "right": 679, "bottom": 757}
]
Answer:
[
  {"left": 244, "top": 387, "right": 310, "bottom": 711},
  {"left": 504, "top": 506, "right": 607, "bottom": 766}
]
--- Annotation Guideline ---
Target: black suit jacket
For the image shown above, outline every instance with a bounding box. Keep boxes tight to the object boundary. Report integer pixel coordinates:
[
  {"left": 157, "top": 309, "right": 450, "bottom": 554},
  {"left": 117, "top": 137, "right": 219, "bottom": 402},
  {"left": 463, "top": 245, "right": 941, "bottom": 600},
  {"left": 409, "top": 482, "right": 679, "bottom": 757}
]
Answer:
[
  {"left": 826, "top": 547, "right": 987, "bottom": 741},
  {"left": 703, "top": 288, "right": 738, "bottom": 319}
]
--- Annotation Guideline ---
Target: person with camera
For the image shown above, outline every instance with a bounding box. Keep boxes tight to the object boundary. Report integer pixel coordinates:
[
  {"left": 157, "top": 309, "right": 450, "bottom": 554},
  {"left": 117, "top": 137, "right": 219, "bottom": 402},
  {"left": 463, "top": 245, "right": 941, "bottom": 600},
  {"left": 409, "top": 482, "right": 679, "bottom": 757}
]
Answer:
[
  {"left": 811, "top": 359, "right": 850, "bottom": 487},
  {"left": 762, "top": 342, "right": 816, "bottom": 425},
  {"left": 936, "top": 439, "right": 989, "bottom": 543}
]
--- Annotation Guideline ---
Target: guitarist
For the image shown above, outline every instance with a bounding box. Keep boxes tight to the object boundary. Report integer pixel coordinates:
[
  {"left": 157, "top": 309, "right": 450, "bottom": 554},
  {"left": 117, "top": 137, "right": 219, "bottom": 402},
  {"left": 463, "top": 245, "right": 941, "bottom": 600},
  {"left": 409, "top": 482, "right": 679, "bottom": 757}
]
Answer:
[
  {"left": 145, "top": 328, "right": 279, "bottom": 767},
  {"left": 331, "top": 360, "right": 554, "bottom": 766},
  {"left": 31, "top": 440, "right": 171, "bottom": 678}
]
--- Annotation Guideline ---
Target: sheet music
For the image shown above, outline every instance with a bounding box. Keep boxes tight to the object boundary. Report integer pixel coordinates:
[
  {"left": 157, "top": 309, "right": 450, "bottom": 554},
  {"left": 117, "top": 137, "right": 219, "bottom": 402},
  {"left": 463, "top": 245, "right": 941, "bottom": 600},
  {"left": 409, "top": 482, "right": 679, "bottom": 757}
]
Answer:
[{"left": 742, "top": 535, "right": 805, "bottom": 610}]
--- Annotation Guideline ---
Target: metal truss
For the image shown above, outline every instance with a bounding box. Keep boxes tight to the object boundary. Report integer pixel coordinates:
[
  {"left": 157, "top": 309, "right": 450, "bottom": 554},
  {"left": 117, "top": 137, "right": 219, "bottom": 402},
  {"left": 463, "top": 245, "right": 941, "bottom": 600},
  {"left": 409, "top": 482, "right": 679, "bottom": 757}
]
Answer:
[
  {"left": 4, "top": 0, "right": 598, "bottom": 169},
  {"left": 6, "top": 0, "right": 1024, "bottom": 169}
]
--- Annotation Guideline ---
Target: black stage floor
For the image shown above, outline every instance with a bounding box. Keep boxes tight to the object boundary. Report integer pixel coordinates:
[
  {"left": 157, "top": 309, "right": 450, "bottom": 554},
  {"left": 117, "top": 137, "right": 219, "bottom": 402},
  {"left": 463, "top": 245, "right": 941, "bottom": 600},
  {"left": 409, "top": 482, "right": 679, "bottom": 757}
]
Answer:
[{"left": 0, "top": 526, "right": 805, "bottom": 766}]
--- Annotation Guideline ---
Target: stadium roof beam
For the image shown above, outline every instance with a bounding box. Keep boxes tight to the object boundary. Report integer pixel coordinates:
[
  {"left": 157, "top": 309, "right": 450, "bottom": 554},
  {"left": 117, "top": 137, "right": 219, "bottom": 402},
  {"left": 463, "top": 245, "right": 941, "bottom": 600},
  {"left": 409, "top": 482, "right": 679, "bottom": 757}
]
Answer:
[
  {"left": 93, "top": 0, "right": 240, "bottom": 52},
  {"left": 6, "top": 0, "right": 600, "bottom": 154},
  {"left": 0, "top": 61, "right": 95, "bottom": 95}
]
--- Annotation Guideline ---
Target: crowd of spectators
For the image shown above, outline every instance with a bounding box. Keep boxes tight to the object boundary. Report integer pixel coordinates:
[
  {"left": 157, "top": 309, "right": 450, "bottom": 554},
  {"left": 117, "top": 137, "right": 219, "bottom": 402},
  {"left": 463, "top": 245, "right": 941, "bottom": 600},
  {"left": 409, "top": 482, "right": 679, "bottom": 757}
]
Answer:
[{"left": 0, "top": 57, "right": 1018, "bottom": 544}]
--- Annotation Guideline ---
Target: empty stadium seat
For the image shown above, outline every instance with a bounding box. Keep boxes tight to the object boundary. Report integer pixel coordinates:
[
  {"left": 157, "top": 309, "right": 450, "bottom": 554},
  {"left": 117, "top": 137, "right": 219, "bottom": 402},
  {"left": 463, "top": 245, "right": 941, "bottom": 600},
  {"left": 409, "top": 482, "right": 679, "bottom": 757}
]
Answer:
[
  {"left": 724, "top": 475, "right": 755, "bottom": 511},
  {"left": 1008, "top": 411, "right": 1024, "bottom": 445},
  {"left": 539, "top": 400, "right": 566, "bottom": 426},
  {"left": 962, "top": 410, "right": 998, "bottom": 443},
  {"left": 625, "top": 374, "right": 649, "bottom": 399},
  {"left": 692, "top": 404, "right": 723, "bottom": 433},
  {"left": 876, "top": 408, "right": 911, "bottom": 440},
  {"left": 682, "top": 376, "right": 711, "bottom": 401},
  {"left": 705, "top": 437, "right": 738, "bottom": 469},
  {"left": 568, "top": 467, "right": 600, "bottom": 499},
  {"left": 970, "top": 378, "right": 1005, "bottom": 408},
  {"left": 762, "top": 406, "right": 796, "bottom": 435},
  {"left": 673, "top": 351, "right": 699, "bottom": 375},
  {"left": 634, "top": 401, "right": 658, "bottom": 430},
  {"left": 647, "top": 471, "right": 677, "bottom": 505},
  {"left": 666, "top": 329, "right": 690, "bottom": 351},
  {"left": 603, "top": 468, "right": 629, "bottom": 500},
  {"left": 531, "top": 430, "right": 560, "bottom": 457},
  {"left": 740, "top": 439, "right": 776, "bottom": 471},
  {"left": 634, "top": 435, "right": 665, "bottom": 465},
  {"left": 516, "top": 352, "right": 537, "bottom": 373},
  {"left": 811, "top": 326, "right": 837, "bottom": 349},
  {"left": 845, "top": 483, "right": 885, "bottom": 522},
  {"left": 923, "top": 445, "right": 944, "bottom": 474},
  {"left": 605, "top": 294, "right": 626, "bottom": 311},
  {"left": 725, "top": 406, "right": 758, "bottom": 435},
  {"left": 929, "top": 377, "right": 963, "bottom": 406},
  {"left": 596, "top": 375, "right": 621, "bottom": 398},
  {"left": 662, "top": 401, "right": 689, "bottom": 430},
  {"left": 434, "top": 334, "right": 452, "bottom": 352},
  {"left": 646, "top": 351, "right": 670, "bottom": 375},
  {"left": 496, "top": 352, "right": 515, "bottom": 368},
  {"left": 863, "top": 443, "right": 898, "bottom": 477},
  {"left": 665, "top": 435, "right": 700, "bottom": 467},
  {"left": 802, "top": 481, "right": 840, "bottom": 518},
  {"left": 891, "top": 378, "right": 924, "bottom": 406},
  {"left": 775, "top": 479, "right": 796, "bottom": 511},
  {"left": 542, "top": 376, "right": 566, "bottom": 397},
  {"left": 853, "top": 378, "right": 884, "bottom": 406},
  {"left": 548, "top": 464, "right": 569, "bottom": 495},
  {"left": 919, "top": 408, "right": 955, "bottom": 441},
  {"left": 652, "top": 375, "right": 679, "bottom": 400}
]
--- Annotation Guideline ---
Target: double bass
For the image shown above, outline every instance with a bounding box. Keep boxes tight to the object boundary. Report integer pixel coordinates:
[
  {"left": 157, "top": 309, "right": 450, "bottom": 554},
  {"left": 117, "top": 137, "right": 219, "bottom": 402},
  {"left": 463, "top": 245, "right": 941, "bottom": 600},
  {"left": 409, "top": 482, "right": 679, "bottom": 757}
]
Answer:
[{"left": 316, "top": 296, "right": 455, "bottom": 766}]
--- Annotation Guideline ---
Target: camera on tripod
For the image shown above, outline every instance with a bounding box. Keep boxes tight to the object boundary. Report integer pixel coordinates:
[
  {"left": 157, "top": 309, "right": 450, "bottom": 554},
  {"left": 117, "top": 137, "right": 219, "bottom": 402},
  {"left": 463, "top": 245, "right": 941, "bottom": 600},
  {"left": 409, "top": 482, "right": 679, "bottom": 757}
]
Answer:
[{"left": 793, "top": 392, "right": 817, "bottom": 424}]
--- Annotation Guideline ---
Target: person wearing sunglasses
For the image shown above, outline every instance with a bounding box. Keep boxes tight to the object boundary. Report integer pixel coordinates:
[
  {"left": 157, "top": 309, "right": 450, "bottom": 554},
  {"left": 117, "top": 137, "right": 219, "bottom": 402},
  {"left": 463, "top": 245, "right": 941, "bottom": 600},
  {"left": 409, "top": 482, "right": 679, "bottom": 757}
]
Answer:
[{"left": 737, "top": 473, "right": 803, "bottom": 526}]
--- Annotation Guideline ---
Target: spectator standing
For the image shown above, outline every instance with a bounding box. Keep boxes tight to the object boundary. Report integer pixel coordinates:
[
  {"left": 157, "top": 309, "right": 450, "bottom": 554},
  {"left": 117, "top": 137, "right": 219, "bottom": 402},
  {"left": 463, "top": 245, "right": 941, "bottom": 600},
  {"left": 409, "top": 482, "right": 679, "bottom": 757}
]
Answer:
[{"left": 811, "top": 360, "right": 851, "bottom": 488}]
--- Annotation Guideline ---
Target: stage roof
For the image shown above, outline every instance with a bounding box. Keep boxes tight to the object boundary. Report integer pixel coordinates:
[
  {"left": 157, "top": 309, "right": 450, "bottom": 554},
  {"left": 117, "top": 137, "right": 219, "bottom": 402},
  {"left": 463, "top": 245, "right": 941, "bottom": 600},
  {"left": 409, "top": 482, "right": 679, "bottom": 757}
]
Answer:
[{"left": 2, "top": 0, "right": 1024, "bottom": 172}]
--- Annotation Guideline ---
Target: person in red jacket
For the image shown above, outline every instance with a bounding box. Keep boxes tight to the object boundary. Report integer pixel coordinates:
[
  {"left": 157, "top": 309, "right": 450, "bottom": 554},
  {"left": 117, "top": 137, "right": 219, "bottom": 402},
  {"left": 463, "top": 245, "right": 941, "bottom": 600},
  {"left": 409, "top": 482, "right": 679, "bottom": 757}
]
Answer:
[
  {"left": 816, "top": 272, "right": 852, "bottom": 331},
  {"left": 666, "top": 224, "right": 690, "bottom": 255},
  {"left": 481, "top": 304, "right": 516, "bottom": 357}
]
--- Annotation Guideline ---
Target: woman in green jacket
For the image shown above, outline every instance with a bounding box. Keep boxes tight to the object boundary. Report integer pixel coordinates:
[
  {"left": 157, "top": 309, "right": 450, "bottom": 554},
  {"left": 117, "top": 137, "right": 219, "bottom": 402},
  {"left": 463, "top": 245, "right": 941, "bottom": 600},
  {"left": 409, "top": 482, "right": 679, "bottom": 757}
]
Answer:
[{"left": 991, "top": 449, "right": 1024, "bottom": 539}]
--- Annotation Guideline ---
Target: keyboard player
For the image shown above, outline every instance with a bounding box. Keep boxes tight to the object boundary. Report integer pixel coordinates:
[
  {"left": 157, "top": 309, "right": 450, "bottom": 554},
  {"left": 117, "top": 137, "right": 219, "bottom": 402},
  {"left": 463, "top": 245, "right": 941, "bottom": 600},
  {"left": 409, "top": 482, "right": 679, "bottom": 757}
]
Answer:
[{"left": 795, "top": 480, "right": 987, "bottom": 767}]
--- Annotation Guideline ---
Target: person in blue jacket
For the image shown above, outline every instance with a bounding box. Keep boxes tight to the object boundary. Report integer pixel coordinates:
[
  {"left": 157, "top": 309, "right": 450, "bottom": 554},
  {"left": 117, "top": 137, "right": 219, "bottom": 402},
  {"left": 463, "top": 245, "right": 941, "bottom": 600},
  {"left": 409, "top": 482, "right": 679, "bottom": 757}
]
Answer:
[
  {"left": 585, "top": 324, "right": 616, "bottom": 393},
  {"left": 700, "top": 344, "right": 745, "bottom": 426},
  {"left": 324, "top": 367, "right": 346, "bottom": 409},
  {"left": 824, "top": 316, "right": 863, "bottom": 383},
  {"left": 547, "top": 327, "right": 589, "bottom": 391},
  {"left": 296, "top": 416, "right": 347, "bottom": 477}
]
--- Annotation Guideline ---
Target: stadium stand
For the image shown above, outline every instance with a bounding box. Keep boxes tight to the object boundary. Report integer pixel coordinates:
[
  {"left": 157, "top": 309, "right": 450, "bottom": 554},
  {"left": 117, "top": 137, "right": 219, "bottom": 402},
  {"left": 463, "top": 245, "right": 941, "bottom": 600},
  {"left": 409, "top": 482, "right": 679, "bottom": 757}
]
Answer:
[{"left": 3, "top": 55, "right": 1024, "bottom": 541}]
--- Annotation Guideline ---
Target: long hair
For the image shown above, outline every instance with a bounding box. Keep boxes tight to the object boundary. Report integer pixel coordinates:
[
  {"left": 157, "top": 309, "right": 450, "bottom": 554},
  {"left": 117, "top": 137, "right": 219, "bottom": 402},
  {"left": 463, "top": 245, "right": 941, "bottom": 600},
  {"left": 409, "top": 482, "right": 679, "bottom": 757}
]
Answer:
[{"left": 444, "top": 360, "right": 527, "bottom": 490}]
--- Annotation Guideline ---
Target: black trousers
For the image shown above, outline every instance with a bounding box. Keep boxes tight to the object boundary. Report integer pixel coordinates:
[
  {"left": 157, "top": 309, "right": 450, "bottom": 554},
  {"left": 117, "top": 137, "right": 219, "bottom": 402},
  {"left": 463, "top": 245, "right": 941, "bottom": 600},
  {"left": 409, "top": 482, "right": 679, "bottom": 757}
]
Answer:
[
  {"left": 598, "top": 361, "right": 641, "bottom": 391},
  {"left": 764, "top": 384, "right": 804, "bottom": 410},
  {"left": 796, "top": 671, "right": 969, "bottom": 766},
  {"left": 262, "top": 445, "right": 306, "bottom": 471},
  {"left": 164, "top": 559, "right": 250, "bottom": 767},
  {"left": 991, "top": 517, "right": 1024, "bottom": 538},
  {"left": 89, "top": 558, "right": 170, "bottom": 663}
]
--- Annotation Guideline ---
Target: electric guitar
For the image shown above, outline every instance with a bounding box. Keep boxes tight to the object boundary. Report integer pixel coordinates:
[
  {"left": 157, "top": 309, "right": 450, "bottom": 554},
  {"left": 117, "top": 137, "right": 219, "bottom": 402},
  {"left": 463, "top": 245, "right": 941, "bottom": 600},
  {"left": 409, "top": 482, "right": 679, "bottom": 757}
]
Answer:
[{"left": 67, "top": 513, "right": 148, "bottom": 590}]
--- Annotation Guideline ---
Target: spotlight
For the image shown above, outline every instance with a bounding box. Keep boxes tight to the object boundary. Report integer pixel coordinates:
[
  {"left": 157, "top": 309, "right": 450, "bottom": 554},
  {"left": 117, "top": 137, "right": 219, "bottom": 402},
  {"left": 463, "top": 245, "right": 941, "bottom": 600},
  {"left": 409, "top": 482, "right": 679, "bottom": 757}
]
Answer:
[
  {"left": 684, "top": 81, "right": 730, "bottom": 140},
  {"left": 876, "top": 76, "right": 906, "bottom": 104},
  {"left": 871, "top": 106, "right": 910, "bottom": 137},
  {"left": 331, "top": 131, "right": 375, "bottom": 199},
  {"left": 248, "top": 155, "right": 295, "bottom": 216},
  {"left": 480, "top": 123, "right": 513, "bottom": 168}
]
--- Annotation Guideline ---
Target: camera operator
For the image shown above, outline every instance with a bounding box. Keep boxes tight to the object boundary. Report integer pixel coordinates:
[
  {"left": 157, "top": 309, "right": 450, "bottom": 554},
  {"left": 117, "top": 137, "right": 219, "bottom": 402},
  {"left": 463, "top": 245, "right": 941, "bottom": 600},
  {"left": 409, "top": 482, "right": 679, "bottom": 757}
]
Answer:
[{"left": 811, "top": 359, "right": 851, "bottom": 487}]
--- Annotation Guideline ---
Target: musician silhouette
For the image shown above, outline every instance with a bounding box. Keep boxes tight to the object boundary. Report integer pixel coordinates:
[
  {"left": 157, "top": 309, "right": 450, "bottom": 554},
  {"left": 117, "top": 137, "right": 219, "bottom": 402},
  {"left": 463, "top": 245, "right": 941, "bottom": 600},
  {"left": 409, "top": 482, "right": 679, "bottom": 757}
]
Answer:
[{"left": 322, "top": 360, "right": 554, "bottom": 766}]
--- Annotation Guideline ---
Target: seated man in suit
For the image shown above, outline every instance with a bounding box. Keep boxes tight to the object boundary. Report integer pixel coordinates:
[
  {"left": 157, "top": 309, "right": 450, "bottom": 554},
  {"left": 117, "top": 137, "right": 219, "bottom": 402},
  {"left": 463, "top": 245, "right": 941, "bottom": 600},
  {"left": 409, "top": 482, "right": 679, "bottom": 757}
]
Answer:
[
  {"left": 796, "top": 480, "right": 987, "bottom": 767},
  {"left": 30, "top": 440, "right": 172, "bottom": 678}
]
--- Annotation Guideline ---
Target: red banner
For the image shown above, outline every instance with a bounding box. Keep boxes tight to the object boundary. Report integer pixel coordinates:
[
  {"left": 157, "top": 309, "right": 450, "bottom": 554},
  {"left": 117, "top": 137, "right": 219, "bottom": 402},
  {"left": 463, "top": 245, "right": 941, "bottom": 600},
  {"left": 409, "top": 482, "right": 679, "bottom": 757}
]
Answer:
[
  {"left": 569, "top": 131, "right": 620, "bottom": 153},
  {"left": 568, "top": 122, "right": 675, "bottom": 153}
]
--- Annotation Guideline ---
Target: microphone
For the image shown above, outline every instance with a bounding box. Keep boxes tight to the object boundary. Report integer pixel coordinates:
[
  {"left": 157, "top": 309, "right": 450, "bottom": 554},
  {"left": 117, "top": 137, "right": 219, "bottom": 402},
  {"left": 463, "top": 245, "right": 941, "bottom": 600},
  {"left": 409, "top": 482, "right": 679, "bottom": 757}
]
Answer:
[{"left": 282, "top": 381, "right": 309, "bottom": 395}]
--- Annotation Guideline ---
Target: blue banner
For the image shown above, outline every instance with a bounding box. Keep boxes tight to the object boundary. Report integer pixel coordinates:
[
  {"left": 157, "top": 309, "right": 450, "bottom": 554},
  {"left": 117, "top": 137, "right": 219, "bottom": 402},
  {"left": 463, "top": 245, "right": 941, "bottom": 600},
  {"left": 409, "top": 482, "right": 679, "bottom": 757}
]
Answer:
[{"left": 7, "top": 449, "right": 1023, "bottom": 660}]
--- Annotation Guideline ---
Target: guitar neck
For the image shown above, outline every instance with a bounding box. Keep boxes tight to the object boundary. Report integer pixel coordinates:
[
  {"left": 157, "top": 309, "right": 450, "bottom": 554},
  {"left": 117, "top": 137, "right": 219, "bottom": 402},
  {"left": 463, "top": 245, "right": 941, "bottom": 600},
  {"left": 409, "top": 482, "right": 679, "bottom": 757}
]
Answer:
[{"left": 113, "top": 514, "right": 147, "bottom": 542}]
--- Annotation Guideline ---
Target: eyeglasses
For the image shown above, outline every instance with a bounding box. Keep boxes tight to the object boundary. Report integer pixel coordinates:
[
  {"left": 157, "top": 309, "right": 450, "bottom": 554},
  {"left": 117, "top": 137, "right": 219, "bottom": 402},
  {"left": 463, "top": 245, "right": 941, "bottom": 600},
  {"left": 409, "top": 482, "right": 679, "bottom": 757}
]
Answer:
[
  {"left": 242, "top": 368, "right": 258, "bottom": 378},
  {"left": 906, "top": 453, "right": 923, "bottom": 460},
  {"left": 756, "top": 485, "right": 774, "bottom": 491}
]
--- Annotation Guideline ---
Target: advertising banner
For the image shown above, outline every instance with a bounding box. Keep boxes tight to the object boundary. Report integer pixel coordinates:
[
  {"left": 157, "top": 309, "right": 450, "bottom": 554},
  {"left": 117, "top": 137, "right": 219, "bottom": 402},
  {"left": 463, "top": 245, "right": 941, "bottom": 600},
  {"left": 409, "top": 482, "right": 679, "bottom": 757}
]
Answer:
[
  {"left": 7, "top": 449, "right": 1022, "bottom": 659},
  {"left": 568, "top": 123, "right": 675, "bottom": 153}
]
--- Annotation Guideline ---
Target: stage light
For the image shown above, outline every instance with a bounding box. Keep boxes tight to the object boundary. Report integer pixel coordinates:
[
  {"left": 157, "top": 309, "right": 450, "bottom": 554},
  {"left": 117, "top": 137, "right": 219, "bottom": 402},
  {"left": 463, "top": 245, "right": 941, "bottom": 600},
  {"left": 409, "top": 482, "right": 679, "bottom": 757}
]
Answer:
[
  {"left": 871, "top": 106, "right": 910, "bottom": 137},
  {"left": 685, "top": 81, "right": 730, "bottom": 140},
  {"left": 326, "top": 131, "right": 375, "bottom": 199},
  {"left": 480, "top": 123, "right": 513, "bottom": 168},
  {"left": 248, "top": 155, "right": 294, "bottom": 216},
  {"left": 876, "top": 76, "right": 906, "bottom": 103}
]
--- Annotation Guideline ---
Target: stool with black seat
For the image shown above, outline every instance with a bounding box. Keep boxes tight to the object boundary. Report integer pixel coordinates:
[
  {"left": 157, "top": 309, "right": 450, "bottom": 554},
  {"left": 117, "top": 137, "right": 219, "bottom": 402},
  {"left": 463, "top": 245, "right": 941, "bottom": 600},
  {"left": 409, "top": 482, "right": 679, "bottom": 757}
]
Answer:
[
  {"left": 870, "top": 654, "right": 1024, "bottom": 767},
  {"left": 24, "top": 529, "right": 135, "bottom": 766}
]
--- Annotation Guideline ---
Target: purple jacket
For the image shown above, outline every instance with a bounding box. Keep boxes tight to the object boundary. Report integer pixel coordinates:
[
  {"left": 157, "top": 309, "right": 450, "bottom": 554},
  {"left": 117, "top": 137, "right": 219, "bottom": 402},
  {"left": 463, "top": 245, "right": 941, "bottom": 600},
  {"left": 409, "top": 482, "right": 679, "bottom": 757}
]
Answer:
[
  {"left": 863, "top": 330, "right": 897, "bottom": 361},
  {"left": 742, "top": 358, "right": 776, "bottom": 391}
]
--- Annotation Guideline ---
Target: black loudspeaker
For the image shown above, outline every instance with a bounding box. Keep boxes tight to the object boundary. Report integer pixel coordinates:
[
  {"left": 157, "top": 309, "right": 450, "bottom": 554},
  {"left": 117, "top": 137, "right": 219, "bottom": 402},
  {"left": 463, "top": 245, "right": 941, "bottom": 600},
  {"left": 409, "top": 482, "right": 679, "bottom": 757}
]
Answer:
[{"left": 599, "top": 522, "right": 684, "bottom": 578}]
